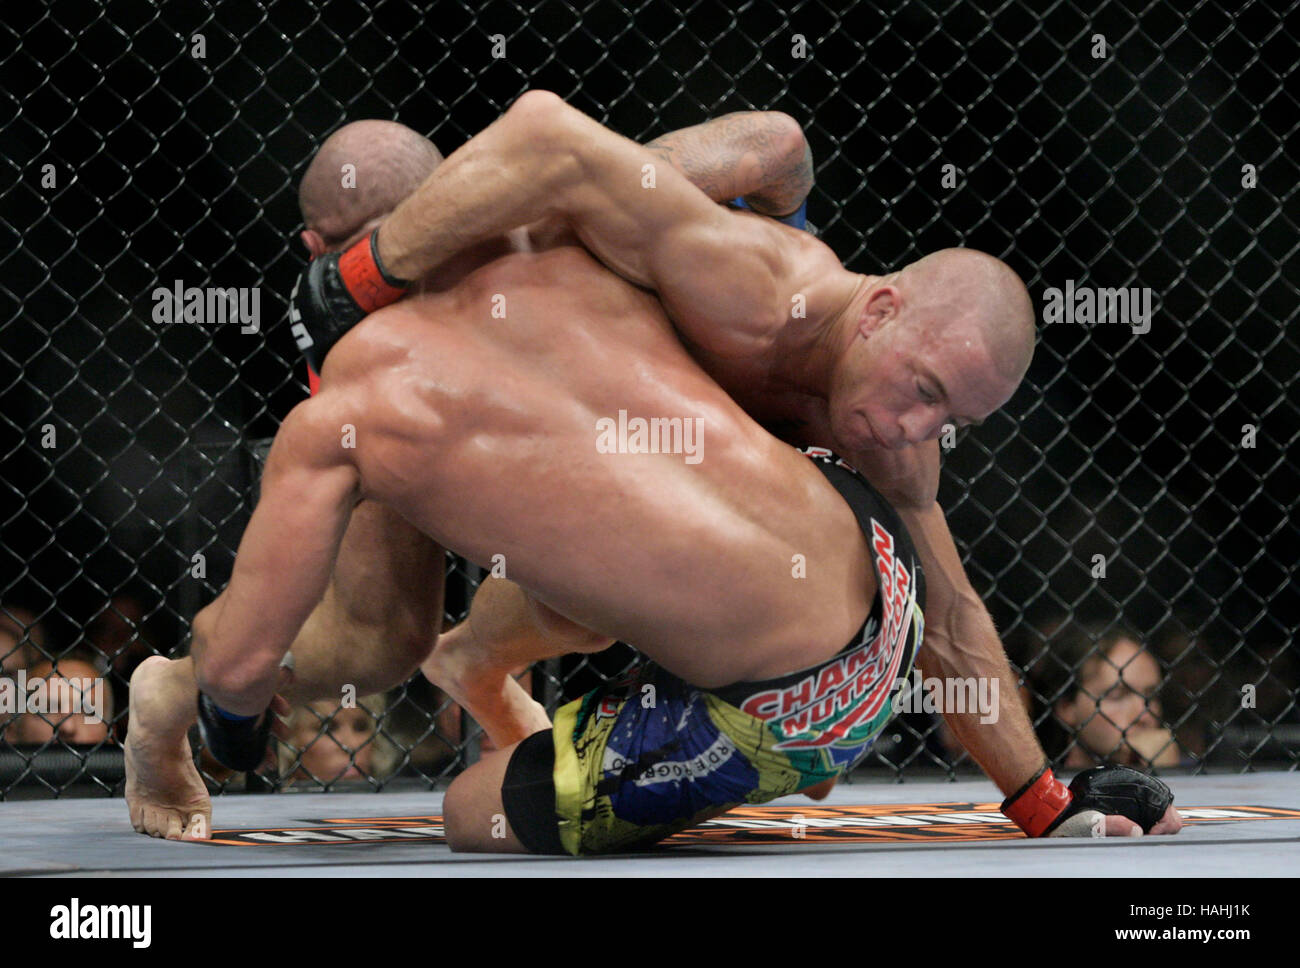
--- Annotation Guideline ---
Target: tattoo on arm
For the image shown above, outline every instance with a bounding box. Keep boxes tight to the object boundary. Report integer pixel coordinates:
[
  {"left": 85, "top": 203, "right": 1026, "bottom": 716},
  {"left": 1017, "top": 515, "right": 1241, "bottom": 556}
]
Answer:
[
  {"left": 747, "top": 135, "right": 814, "bottom": 216},
  {"left": 644, "top": 112, "right": 813, "bottom": 212}
]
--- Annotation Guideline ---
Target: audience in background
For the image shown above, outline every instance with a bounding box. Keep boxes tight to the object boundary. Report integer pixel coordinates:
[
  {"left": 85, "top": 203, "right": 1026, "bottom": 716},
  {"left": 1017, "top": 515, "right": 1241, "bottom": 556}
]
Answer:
[
  {"left": 0, "top": 604, "right": 46, "bottom": 677},
  {"left": 1, "top": 605, "right": 49, "bottom": 746},
  {"left": 86, "top": 593, "right": 157, "bottom": 740},
  {"left": 1021, "top": 623, "right": 1183, "bottom": 769},
  {"left": 6, "top": 651, "right": 113, "bottom": 746},
  {"left": 278, "top": 695, "right": 393, "bottom": 786}
]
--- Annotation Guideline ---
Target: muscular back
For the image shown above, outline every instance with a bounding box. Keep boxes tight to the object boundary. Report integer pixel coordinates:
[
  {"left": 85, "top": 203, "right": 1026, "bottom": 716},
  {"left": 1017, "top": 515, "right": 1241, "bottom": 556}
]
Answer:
[{"left": 314, "top": 244, "right": 874, "bottom": 687}]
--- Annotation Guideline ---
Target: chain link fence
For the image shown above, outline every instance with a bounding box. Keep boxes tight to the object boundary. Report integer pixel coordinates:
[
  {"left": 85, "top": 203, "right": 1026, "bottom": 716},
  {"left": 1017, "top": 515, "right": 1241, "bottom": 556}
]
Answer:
[{"left": 1, "top": 0, "right": 1296, "bottom": 798}]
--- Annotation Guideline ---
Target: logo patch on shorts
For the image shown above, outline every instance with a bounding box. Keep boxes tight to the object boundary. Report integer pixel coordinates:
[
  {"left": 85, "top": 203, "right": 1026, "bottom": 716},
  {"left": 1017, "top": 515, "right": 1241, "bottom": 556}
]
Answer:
[{"left": 738, "top": 518, "right": 921, "bottom": 763}]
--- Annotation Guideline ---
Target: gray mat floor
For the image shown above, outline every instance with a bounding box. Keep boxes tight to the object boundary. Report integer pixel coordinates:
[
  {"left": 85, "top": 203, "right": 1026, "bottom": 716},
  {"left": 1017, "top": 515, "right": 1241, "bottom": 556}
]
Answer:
[{"left": 1, "top": 774, "right": 1296, "bottom": 877}]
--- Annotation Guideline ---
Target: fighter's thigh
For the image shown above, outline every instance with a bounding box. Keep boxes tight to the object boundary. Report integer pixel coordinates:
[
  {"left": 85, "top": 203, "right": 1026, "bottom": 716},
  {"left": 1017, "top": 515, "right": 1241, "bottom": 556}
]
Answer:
[
  {"left": 330, "top": 499, "right": 445, "bottom": 625},
  {"left": 442, "top": 745, "right": 528, "bottom": 853},
  {"left": 288, "top": 501, "right": 445, "bottom": 697}
]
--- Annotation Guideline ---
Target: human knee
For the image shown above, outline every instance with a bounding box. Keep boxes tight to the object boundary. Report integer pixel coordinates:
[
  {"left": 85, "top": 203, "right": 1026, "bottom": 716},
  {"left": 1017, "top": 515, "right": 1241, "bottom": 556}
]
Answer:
[{"left": 441, "top": 774, "right": 480, "bottom": 852}]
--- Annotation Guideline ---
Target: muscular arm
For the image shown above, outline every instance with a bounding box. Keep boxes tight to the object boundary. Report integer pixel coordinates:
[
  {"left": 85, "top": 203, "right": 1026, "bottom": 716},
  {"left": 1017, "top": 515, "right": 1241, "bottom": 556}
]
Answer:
[
  {"left": 376, "top": 90, "right": 793, "bottom": 351},
  {"left": 643, "top": 111, "right": 813, "bottom": 215},
  {"left": 190, "top": 400, "right": 359, "bottom": 716},
  {"left": 898, "top": 498, "right": 1046, "bottom": 794}
]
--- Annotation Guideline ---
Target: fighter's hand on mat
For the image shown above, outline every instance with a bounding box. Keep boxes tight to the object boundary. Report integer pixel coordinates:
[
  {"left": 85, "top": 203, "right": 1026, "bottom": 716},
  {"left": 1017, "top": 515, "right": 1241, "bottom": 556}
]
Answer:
[
  {"left": 289, "top": 228, "right": 410, "bottom": 370},
  {"left": 1001, "top": 763, "right": 1183, "bottom": 838}
]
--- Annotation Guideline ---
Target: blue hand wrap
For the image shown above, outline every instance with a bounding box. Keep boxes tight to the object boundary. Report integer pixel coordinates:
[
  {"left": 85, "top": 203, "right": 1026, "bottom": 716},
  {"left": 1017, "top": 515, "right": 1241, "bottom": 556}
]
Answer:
[
  {"left": 729, "top": 197, "right": 808, "bottom": 231},
  {"left": 196, "top": 692, "right": 272, "bottom": 772}
]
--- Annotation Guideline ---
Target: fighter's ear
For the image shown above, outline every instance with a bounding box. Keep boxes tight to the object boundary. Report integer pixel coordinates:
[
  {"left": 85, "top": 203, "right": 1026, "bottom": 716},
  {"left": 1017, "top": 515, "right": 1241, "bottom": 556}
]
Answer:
[
  {"left": 300, "top": 229, "right": 327, "bottom": 260},
  {"left": 859, "top": 283, "right": 900, "bottom": 336}
]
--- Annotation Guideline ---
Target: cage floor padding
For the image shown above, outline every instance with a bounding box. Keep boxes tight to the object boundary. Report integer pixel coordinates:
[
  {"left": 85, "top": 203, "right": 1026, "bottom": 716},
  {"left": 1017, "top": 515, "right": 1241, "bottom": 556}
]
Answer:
[{"left": 2, "top": 774, "right": 1296, "bottom": 877}]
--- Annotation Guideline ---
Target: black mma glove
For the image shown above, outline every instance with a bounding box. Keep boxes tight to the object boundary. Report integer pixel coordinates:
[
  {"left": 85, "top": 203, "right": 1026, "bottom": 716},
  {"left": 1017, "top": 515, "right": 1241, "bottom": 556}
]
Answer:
[
  {"left": 288, "top": 229, "right": 410, "bottom": 372},
  {"left": 1001, "top": 763, "right": 1174, "bottom": 837}
]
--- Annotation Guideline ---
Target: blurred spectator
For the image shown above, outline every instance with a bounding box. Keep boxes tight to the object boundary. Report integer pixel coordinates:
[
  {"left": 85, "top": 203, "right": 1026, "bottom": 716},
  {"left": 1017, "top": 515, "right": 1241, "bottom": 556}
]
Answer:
[
  {"left": 1148, "top": 619, "right": 1217, "bottom": 759},
  {"left": 278, "top": 695, "right": 394, "bottom": 785},
  {"left": 0, "top": 604, "right": 46, "bottom": 677},
  {"left": 1030, "top": 624, "right": 1182, "bottom": 769},
  {"left": 8, "top": 652, "right": 113, "bottom": 746},
  {"left": 87, "top": 593, "right": 158, "bottom": 739},
  {"left": 1, "top": 606, "right": 51, "bottom": 744},
  {"left": 89, "top": 594, "right": 156, "bottom": 677}
]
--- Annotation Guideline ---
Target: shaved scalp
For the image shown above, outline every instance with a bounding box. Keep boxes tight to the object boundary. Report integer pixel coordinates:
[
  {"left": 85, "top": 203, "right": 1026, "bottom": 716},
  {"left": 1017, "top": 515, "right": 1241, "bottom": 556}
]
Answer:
[
  {"left": 896, "top": 248, "right": 1036, "bottom": 384},
  {"left": 299, "top": 120, "right": 443, "bottom": 244}
]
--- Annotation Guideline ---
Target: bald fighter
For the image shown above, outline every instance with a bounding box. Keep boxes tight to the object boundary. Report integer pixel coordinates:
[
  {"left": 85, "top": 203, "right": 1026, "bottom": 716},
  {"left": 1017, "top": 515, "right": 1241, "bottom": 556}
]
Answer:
[
  {"left": 125, "top": 111, "right": 854, "bottom": 842},
  {"left": 129, "top": 101, "right": 1180, "bottom": 847},
  {"left": 291, "top": 92, "right": 1180, "bottom": 847}
]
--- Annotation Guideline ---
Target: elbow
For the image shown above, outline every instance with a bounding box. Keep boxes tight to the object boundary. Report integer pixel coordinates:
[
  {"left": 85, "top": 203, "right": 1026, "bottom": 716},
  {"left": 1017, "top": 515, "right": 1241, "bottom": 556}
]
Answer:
[
  {"left": 766, "top": 111, "right": 813, "bottom": 193},
  {"left": 766, "top": 111, "right": 808, "bottom": 155},
  {"left": 505, "top": 90, "right": 585, "bottom": 199},
  {"left": 508, "top": 89, "right": 567, "bottom": 123}
]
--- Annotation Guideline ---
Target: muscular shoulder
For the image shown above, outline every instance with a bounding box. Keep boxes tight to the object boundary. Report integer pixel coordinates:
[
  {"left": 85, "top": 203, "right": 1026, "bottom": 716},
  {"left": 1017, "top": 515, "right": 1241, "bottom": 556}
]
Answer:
[
  {"left": 662, "top": 209, "right": 794, "bottom": 358},
  {"left": 318, "top": 300, "right": 427, "bottom": 388}
]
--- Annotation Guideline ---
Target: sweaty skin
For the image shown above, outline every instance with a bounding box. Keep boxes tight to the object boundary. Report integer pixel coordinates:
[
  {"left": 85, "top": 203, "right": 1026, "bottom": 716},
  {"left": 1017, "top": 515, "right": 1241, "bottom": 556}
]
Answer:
[
  {"left": 125, "top": 113, "right": 811, "bottom": 840},
  {"left": 369, "top": 92, "right": 1178, "bottom": 838},
  {"left": 184, "top": 243, "right": 881, "bottom": 850},
  {"left": 129, "top": 106, "right": 1180, "bottom": 844},
  {"left": 194, "top": 242, "right": 874, "bottom": 705}
]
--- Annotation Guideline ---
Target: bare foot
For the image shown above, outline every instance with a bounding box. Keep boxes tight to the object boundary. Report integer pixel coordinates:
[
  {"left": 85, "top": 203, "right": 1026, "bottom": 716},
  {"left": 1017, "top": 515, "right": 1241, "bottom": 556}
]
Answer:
[
  {"left": 422, "top": 624, "right": 550, "bottom": 749},
  {"left": 124, "top": 656, "right": 211, "bottom": 841}
]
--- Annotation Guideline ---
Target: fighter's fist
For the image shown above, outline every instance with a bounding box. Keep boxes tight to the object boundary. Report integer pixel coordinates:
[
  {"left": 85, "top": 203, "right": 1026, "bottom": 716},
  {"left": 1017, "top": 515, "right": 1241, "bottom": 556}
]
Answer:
[
  {"left": 288, "top": 229, "right": 409, "bottom": 372},
  {"left": 1002, "top": 763, "right": 1182, "bottom": 838}
]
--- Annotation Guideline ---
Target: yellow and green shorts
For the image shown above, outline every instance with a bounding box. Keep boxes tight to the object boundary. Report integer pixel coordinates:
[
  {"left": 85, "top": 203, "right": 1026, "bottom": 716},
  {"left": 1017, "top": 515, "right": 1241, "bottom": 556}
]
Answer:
[{"left": 500, "top": 450, "right": 925, "bottom": 855}]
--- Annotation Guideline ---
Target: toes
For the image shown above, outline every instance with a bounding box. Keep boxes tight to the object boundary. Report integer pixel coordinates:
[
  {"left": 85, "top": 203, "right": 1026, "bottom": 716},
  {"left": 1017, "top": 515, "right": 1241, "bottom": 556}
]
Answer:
[
  {"left": 164, "top": 811, "right": 185, "bottom": 841},
  {"left": 183, "top": 813, "right": 210, "bottom": 841}
]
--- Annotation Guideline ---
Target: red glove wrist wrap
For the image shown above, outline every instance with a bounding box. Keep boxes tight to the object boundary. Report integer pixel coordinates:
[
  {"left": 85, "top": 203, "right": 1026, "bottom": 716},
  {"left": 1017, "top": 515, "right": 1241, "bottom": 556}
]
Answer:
[
  {"left": 1001, "top": 765, "right": 1073, "bottom": 837},
  {"left": 337, "top": 231, "right": 407, "bottom": 312}
]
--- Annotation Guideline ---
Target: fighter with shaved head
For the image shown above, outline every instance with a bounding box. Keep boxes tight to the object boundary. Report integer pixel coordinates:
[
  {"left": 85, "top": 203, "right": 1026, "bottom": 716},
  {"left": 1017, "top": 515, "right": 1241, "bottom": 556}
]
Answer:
[
  {"left": 127, "top": 96, "right": 1180, "bottom": 853},
  {"left": 293, "top": 93, "right": 1173, "bottom": 848},
  {"left": 297, "top": 120, "right": 445, "bottom": 253},
  {"left": 125, "top": 108, "right": 835, "bottom": 839}
]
